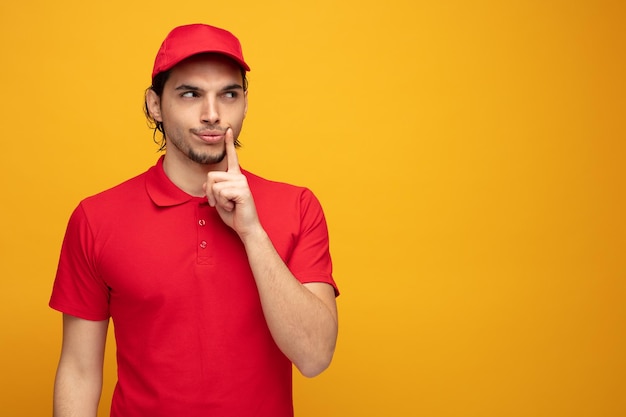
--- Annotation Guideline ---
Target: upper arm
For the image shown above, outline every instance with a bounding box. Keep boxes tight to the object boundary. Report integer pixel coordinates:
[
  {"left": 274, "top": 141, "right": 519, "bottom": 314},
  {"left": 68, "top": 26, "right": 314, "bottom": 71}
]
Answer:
[
  {"left": 53, "top": 315, "right": 109, "bottom": 416},
  {"left": 303, "top": 282, "right": 338, "bottom": 325},
  {"left": 290, "top": 190, "right": 339, "bottom": 294},
  {"left": 58, "top": 314, "right": 109, "bottom": 373}
]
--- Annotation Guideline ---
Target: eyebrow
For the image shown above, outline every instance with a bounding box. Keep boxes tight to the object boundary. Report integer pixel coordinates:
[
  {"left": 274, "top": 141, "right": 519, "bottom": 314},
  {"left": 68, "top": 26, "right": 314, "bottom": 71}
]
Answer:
[{"left": 174, "top": 83, "right": 243, "bottom": 92}]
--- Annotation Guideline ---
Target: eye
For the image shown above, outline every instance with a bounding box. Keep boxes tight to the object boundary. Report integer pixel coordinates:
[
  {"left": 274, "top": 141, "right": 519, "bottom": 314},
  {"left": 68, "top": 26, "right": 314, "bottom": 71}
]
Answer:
[
  {"left": 181, "top": 91, "right": 199, "bottom": 98},
  {"left": 223, "top": 91, "right": 238, "bottom": 99}
]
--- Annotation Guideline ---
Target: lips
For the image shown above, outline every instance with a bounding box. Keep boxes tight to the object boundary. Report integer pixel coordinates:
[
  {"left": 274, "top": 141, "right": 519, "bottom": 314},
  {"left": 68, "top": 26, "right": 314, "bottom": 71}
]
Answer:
[{"left": 195, "top": 130, "right": 225, "bottom": 144}]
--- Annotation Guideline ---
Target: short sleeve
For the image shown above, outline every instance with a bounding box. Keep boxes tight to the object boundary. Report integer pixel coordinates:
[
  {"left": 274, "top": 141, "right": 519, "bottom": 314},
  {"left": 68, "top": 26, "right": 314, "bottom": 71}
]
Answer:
[
  {"left": 49, "top": 204, "right": 110, "bottom": 320},
  {"left": 288, "top": 189, "right": 339, "bottom": 296}
]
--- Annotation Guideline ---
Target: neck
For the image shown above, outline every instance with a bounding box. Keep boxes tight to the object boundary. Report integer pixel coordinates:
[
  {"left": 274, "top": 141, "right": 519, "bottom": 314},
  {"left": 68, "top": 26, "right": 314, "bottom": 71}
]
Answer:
[{"left": 162, "top": 152, "right": 227, "bottom": 197}]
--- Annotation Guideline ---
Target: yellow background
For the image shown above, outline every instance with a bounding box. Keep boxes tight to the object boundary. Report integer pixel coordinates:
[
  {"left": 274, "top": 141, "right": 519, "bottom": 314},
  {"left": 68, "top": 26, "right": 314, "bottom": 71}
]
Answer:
[{"left": 1, "top": 0, "right": 624, "bottom": 416}]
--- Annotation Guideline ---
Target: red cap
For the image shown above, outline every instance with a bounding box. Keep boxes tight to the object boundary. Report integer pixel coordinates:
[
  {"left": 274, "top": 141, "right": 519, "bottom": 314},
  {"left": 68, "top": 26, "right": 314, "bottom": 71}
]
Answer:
[{"left": 152, "top": 24, "right": 250, "bottom": 80}]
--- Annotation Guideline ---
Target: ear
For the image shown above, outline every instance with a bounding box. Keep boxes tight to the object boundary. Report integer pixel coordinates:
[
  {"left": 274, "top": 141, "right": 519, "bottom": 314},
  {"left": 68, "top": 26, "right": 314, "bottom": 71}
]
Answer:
[
  {"left": 146, "top": 89, "right": 163, "bottom": 122},
  {"left": 243, "top": 89, "right": 248, "bottom": 118}
]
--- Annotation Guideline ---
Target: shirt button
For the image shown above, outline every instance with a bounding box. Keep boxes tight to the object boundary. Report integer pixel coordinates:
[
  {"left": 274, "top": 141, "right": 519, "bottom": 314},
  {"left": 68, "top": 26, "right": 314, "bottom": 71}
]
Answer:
[
  {"left": 198, "top": 219, "right": 206, "bottom": 226},
  {"left": 199, "top": 240, "right": 207, "bottom": 249}
]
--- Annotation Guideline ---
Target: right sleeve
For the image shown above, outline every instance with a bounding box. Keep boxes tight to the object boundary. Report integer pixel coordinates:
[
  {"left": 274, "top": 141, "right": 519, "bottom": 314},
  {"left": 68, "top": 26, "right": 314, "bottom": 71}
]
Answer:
[{"left": 49, "top": 204, "right": 110, "bottom": 321}]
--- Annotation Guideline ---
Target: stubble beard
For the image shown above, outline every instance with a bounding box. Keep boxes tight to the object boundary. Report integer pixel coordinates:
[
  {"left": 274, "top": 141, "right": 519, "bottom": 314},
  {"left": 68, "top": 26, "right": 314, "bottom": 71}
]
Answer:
[
  {"left": 167, "top": 130, "right": 227, "bottom": 165},
  {"left": 187, "top": 147, "right": 226, "bottom": 165}
]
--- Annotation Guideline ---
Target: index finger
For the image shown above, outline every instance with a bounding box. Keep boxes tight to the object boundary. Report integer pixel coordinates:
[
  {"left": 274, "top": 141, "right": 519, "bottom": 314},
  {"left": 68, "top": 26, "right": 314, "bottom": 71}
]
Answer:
[{"left": 225, "top": 128, "right": 240, "bottom": 173}]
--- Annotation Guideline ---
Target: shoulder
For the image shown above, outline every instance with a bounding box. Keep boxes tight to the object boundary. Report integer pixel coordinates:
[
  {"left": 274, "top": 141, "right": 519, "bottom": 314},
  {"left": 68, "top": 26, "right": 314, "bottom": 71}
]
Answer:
[
  {"left": 242, "top": 169, "right": 318, "bottom": 205},
  {"left": 63, "top": 167, "right": 156, "bottom": 245},
  {"left": 242, "top": 169, "right": 327, "bottom": 233},
  {"left": 77, "top": 169, "right": 151, "bottom": 217}
]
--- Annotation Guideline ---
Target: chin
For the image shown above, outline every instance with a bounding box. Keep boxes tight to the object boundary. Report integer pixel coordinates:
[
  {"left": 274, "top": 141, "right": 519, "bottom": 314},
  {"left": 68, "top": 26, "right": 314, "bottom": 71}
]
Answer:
[{"left": 189, "top": 150, "right": 227, "bottom": 165}]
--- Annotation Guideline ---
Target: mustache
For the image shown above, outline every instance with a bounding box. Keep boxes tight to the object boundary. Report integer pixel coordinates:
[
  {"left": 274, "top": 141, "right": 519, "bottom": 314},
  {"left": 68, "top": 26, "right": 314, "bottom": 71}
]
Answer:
[{"left": 190, "top": 126, "right": 227, "bottom": 134}]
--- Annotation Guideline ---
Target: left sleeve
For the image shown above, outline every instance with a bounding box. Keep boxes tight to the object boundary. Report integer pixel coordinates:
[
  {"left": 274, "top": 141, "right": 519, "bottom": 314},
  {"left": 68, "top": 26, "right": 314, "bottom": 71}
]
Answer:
[{"left": 288, "top": 188, "right": 339, "bottom": 296}]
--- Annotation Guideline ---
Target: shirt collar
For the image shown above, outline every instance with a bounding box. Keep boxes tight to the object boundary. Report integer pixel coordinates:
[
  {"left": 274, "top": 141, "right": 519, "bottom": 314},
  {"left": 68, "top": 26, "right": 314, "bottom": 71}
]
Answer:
[{"left": 145, "top": 155, "right": 196, "bottom": 207}]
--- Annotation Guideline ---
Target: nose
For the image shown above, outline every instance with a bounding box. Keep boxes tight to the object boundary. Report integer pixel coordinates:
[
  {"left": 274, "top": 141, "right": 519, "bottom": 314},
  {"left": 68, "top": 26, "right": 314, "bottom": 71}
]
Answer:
[{"left": 201, "top": 96, "right": 220, "bottom": 125}]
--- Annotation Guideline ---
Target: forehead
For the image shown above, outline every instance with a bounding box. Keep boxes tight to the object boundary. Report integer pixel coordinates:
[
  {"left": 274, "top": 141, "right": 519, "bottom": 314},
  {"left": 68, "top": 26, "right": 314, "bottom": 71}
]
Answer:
[{"left": 166, "top": 53, "right": 244, "bottom": 86}]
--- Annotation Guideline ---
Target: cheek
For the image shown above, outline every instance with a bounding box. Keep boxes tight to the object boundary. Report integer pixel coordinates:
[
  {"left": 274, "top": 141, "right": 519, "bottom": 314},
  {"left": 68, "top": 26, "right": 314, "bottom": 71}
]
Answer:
[
  {"left": 232, "top": 118, "right": 245, "bottom": 135},
  {"left": 226, "top": 107, "right": 246, "bottom": 128},
  {"left": 161, "top": 105, "right": 189, "bottom": 127}
]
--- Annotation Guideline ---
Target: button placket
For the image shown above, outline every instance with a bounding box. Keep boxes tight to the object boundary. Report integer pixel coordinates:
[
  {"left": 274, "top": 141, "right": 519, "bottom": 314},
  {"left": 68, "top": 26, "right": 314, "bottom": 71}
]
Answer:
[{"left": 196, "top": 203, "right": 213, "bottom": 264}]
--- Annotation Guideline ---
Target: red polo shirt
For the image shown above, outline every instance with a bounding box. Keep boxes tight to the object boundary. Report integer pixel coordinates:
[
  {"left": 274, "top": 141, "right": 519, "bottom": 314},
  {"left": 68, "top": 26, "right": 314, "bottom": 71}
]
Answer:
[{"left": 50, "top": 156, "right": 337, "bottom": 417}]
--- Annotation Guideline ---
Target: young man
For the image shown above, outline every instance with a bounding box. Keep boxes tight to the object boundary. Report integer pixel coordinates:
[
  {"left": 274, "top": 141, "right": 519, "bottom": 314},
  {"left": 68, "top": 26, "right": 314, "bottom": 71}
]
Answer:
[{"left": 50, "top": 24, "right": 339, "bottom": 417}]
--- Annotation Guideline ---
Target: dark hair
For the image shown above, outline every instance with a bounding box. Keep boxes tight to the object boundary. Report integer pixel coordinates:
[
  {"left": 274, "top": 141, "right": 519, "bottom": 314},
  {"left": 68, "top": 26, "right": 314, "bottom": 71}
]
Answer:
[{"left": 144, "top": 66, "right": 248, "bottom": 151}]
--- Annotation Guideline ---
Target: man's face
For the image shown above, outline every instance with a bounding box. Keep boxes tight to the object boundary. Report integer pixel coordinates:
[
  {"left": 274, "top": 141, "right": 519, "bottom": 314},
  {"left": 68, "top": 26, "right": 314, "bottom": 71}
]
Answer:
[{"left": 148, "top": 54, "right": 248, "bottom": 168}]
